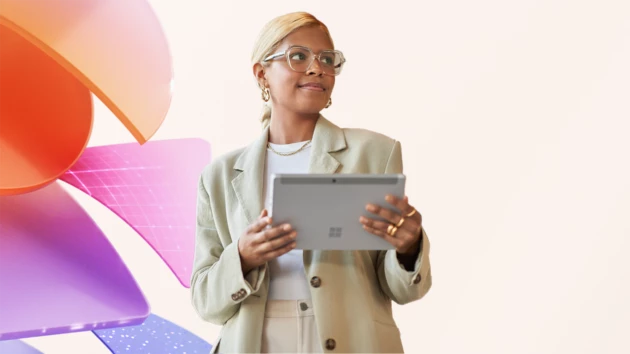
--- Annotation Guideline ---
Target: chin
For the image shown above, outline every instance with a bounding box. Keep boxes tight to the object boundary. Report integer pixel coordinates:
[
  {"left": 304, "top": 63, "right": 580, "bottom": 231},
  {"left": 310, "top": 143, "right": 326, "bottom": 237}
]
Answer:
[
  {"left": 296, "top": 101, "right": 327, "bottom": 115},
  {"left": 297, "top": 107, "right": 325, "bottom": 117}
]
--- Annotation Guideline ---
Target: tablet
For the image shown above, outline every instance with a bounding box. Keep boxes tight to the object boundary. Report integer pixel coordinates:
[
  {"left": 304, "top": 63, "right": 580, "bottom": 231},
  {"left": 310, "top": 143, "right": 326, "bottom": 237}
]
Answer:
[{"left": 270, "top": 174, "right": 406, "bottom": 250}]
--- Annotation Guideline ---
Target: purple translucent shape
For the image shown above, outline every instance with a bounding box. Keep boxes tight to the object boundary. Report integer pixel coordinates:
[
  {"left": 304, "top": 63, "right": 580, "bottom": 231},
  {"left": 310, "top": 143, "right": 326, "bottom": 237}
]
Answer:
[
  {"left": 0, "top": 340, "right": 44, "bottom": 354},
  {"left": 59, "top": 138, "right": 210, "bottom": 288},
  {"left": 93, "top": 313, "right": 212, "bottom": 354},
  {"left": 0, "top": 182, "right": 149, "bottom": 341}
]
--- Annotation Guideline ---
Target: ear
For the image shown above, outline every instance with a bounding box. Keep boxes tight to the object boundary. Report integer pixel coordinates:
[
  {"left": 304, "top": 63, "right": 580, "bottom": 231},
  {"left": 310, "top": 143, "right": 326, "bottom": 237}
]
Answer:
[{"left": 253, "top": 62, "right": 267, "bottom": 90}]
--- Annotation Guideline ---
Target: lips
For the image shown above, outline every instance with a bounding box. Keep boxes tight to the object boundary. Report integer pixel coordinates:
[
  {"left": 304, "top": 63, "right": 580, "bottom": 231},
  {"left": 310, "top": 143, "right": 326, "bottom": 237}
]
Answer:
[{"left": 298, "top": 82, "right": 325, "bottom": 91}]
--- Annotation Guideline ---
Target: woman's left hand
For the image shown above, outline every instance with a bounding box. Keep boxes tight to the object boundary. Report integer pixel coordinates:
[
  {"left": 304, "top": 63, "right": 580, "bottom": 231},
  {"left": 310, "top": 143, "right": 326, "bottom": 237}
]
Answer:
[{"left": 359, "top": 194, "right": 422, "bottom": 256}]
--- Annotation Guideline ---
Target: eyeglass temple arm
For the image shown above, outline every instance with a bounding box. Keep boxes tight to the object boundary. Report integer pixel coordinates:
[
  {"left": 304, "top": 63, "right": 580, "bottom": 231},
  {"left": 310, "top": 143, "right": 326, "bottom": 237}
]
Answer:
[{"left": 263, "top": 52, "right": 285, "bottom": 62}]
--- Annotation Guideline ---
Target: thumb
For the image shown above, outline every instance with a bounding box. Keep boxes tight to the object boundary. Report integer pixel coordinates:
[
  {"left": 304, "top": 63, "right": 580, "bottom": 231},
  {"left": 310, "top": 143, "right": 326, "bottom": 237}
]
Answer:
[{"left": 260, "top": 209, "right": 268, "bottom": 218}]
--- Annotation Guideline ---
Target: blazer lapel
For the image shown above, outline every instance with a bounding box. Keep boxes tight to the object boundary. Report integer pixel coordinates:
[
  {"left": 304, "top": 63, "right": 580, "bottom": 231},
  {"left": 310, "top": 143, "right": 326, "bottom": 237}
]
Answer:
[
  {"left": 231, "top": 126, "right": 270, "bottom": 226},
  {"left": 230, "top": 115, "right": 347, "bottom": 226},
  {"left": 307, "top": 115, "right": 347, "bottom": 174}
]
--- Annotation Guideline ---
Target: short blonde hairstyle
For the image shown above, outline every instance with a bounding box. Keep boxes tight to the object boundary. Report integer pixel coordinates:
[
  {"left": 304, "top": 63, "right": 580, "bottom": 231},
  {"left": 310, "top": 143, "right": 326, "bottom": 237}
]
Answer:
[{"left": 251, "top": 12, "right": 334, "bottom": 128}]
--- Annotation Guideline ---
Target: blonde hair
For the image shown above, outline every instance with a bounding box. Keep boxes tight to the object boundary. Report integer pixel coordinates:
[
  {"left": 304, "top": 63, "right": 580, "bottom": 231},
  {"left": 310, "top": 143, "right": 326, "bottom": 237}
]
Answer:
[{"left": 251, "top": 12, "right": 334, "bottom": 129}]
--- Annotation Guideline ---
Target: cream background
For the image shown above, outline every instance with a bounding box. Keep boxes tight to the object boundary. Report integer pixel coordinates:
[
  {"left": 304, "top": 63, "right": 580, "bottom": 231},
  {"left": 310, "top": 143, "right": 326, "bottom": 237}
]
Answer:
[{"left": 21, "top": 0, "right": 630, "bottom": 353}]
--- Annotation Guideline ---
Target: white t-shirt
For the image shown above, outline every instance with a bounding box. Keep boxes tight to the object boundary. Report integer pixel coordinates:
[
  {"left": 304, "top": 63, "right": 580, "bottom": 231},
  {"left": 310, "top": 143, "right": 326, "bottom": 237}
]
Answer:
[{"left": 263, "top": 141, "right": 312, "bottom": 300}]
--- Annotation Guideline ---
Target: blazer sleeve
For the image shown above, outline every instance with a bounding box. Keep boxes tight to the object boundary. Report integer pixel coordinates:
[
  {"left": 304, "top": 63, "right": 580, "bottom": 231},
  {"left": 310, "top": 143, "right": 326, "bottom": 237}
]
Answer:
[
  {"left": 376, "top": 140, "right": 433, "bottom": 305},
  {"left": 189, "top": 167, "right": 266, "bottom": 325}
]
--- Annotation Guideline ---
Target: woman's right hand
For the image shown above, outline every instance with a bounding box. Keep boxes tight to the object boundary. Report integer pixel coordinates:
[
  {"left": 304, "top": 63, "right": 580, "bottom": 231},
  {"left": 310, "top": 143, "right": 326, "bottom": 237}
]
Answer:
[{"left": 237, "top": 209, "right": 297, "bottom": 275}]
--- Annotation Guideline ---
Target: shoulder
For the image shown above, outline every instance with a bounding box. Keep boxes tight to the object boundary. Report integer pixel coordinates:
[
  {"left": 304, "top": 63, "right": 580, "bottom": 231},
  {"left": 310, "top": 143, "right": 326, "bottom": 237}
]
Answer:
[
  {"left": 341, "top": 127, "right": 399, "bottom": 155},
  {"left": 200, "top": 146, "right": 245, "bottom": 185}
]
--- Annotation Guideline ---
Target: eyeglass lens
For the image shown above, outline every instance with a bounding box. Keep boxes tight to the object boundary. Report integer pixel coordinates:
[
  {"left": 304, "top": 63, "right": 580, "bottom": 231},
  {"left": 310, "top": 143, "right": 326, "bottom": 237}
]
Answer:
[{"left": 286, "top": 47, "right": 343, "bottom": 75}]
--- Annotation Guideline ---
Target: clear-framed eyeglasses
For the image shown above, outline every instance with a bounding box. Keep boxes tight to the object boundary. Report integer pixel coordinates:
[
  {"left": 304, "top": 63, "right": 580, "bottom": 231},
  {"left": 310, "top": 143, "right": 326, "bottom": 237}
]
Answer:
[{"left": 263, "top": 45, "right": 346, "bottom": 76}]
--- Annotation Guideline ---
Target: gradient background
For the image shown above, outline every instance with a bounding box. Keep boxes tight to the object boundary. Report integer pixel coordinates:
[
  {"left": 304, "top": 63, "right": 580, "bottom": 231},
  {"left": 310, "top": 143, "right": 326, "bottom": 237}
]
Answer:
[{"left": 19, "top": 0, "right": 630, "bottom": 353}]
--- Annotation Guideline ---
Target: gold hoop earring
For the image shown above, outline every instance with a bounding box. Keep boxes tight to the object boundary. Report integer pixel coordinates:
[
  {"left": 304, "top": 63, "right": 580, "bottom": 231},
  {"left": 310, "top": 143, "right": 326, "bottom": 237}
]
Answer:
[
  {"left": 261, "top": 88, "right": 270, "bottom": 102},
  {"left": 325, "top": 97, "right": 332, "bottom": 108}
]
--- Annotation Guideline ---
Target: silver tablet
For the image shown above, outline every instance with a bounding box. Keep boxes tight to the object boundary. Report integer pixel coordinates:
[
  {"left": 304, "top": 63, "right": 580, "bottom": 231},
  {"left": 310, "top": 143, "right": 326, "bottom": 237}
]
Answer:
[{"left": 270, "top": 174, "right": 406, "bottom": 250}]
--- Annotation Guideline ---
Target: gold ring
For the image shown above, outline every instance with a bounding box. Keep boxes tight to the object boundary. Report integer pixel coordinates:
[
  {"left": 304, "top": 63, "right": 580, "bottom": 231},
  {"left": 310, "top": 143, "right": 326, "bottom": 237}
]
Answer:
[
  {"left": 387, "top": 224, "right": 398, "bottom": 237},
  {"left": 396, "top": 217, "right": 405, "bottom": 227},
  {"left": 406, "top": 208, "right": 417, "bottom": 217}
]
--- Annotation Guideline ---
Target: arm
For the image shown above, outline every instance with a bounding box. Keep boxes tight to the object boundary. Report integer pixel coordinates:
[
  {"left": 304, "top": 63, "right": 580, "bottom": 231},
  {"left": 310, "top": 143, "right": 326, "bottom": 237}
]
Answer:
[
  {"left": 190, "top": 168, "right": 266, "bottom": 325},
  {"left": 376, "top": 140, "right": 433, "bottom": 305}
]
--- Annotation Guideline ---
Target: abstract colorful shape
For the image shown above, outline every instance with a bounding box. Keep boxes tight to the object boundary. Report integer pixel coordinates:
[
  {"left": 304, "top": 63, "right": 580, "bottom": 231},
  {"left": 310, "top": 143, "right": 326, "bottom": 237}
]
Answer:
[
  {"left": 0, "top": 23, "right": 93, "bottom": 196},
  {"left": 0, "top": 0, "right": 173, "bottom": 196},
  {"left": 0, "top": 182, "right": 149, "bottom": 341},
  {"left": 93, "top": 313, "right": 212, "bottom": 354},
  {"left": 0, "top": 340, "right": 44, "bottom": 354},
  {"left": 0, "top": 0, "right": 173, "bottom": 143},
  {"left": 60, "top": 138, "right": 211, "bottom": 288}
]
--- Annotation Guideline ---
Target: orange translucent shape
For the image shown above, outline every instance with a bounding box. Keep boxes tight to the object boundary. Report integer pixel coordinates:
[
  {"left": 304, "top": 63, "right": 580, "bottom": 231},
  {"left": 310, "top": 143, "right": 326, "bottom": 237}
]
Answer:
[
  {"left": 0, "top": 24, "right": 93, "bottom": 196},
  {"left": 0, "top": 0, "right": 173, "bottom": 144}
]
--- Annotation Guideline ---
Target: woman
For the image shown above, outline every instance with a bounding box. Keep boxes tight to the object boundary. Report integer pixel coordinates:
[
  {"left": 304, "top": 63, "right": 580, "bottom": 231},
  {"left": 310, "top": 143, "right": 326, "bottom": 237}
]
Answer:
[{"left": 191, "top": 12, "right": 432, "bottom": 353}]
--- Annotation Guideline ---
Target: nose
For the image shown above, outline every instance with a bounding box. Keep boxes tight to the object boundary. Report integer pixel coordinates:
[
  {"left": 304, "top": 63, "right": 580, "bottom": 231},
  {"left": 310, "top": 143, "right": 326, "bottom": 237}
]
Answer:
[{"left": 306, "top": 57, "right": 324, "bottom": 76}]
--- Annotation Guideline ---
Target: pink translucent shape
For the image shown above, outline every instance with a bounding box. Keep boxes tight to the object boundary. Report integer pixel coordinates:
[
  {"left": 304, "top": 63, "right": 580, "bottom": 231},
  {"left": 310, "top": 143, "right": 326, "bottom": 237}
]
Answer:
[
  {"left": 0, "top": 0, "right": 173, "bottom": 144},
  {"left": 0, "top": 182, "right": 149, "bottom": 341},
  {"left": 60, "top": 139, "right": 211, "bottom": 288}
]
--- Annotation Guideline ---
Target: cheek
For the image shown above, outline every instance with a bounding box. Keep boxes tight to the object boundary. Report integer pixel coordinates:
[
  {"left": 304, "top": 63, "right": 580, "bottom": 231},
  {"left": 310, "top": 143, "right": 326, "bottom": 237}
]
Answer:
[
  {"left": 326, "top": 77, "right": 336, "bottom": 93},
  {"left": 270, "top": 72, "right": 299, "bottom": 97}
]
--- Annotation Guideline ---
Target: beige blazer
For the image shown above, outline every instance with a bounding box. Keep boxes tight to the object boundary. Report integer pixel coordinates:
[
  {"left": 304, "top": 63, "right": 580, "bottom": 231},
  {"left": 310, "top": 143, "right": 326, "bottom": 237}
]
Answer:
[{"left": 191, "top": 116, "right": 432, "bottom": 353}]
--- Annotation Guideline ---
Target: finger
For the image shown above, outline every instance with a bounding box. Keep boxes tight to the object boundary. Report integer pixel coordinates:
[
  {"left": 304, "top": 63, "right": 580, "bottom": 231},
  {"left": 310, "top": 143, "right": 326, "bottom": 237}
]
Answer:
[
  {"left": 387, "top": 194, "right": 422, "bottom": 223},
  {"left": 260, "top": 230, "right": 297, "bottom": 253},
  {"left": 363, "top": 211, "right": 420, "bottom": 235},
  {"left": 385, "top": 194, "right": 412, "bottom": 215},
  {"left": 359, "top": 216, "right": 391, "bottom": 231},
  {"left": 362, "top": 224, "right": 402, "bottom": 248},
  {"left": 263, "top": 239, "right": 297, "bottom": 260},
  {"left": 254, "top": 223, "right": 292, "bottom": 244},
  {"left": 365, "top": 203, "right": 400, "bottom": 224},
  {"left": 260, "top": 209, "right": 268, "bottom": 218},
  {"left": 361, "top": 216, "right": 417, "bottom": 243},
  {"left": 248, "top": 216, "right": 272, "bottom": 234}
]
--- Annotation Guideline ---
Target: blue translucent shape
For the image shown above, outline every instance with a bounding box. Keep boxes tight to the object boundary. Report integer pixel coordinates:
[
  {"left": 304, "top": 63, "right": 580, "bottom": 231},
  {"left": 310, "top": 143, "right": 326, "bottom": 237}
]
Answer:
[
  {"left": 93, "top": 313, "right": 212, "bottom": 354},
  {"left": 0, "top": 340, "right": 44, "bottom": 354}
]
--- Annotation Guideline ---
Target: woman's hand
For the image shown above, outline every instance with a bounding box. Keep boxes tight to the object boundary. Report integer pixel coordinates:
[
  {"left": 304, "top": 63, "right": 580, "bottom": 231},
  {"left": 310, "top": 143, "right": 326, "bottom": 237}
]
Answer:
[
  {"left": 359, "top": 195, "right": 423, "bottom": 256},
  {"left": 238, "top": 209, "right": 297, "bottom": 275}
]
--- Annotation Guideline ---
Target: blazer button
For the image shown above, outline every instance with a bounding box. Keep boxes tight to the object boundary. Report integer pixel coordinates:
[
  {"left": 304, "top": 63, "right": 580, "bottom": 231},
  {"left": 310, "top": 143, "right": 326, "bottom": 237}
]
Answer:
[
  {"left": 310, "top": 276, "right": 321, "bottom": 288},
  {"left": 325, "top": 338, "right": 336, "bottom": 350},
  {"left": 238, "top": 288, "right": 246, "bottom": 296},
  {"left": 413, "top": 274, "right": 422, "bottom": 284},
  {"left": 231, "top": 293, "right": 239, "bottom": 301}
]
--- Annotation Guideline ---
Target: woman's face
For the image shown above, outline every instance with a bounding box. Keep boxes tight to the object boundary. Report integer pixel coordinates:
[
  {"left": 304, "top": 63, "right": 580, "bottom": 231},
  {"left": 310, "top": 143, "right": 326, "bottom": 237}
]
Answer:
[{"left": 256, "top": 26, "right": 336, "bottom": 116}]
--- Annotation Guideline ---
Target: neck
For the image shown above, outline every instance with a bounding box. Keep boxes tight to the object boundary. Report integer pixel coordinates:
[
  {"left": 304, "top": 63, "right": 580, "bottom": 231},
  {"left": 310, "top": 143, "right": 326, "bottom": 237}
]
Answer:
[{"left": 268, "top": 107, "right": 319, "bottom": 144}]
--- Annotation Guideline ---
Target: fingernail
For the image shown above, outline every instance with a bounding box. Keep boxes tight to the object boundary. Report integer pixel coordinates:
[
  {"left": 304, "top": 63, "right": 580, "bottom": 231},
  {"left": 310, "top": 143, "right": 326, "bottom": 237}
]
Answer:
[
  {"left": 366, "top": 205, "right": 376, "bottom": 212},
  {"left": 386, "top": 195, "right": 394, "bottom": 202},
  {"left": 283, "top": 224, "right": 291, "bottom": 231}
]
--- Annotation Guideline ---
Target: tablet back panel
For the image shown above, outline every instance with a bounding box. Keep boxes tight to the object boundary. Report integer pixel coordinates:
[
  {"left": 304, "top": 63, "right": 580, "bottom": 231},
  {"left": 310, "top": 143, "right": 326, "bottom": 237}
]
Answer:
[{"left": 270, "top": 174, "right": 405, "bottom": 250}]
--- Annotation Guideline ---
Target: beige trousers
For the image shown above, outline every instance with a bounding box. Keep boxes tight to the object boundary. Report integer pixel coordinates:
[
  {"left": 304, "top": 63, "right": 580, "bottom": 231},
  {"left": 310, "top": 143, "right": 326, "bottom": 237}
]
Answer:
[{"left": 261, "top": 299, "right": 323, "bottom": 353}]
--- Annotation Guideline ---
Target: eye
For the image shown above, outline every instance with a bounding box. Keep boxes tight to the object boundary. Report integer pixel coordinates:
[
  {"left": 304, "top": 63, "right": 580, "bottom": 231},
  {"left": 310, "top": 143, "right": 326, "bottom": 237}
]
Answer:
[
  {"left": 321, "top": 55, "right": 335, "bottom": 65},
  {"left": 289, "top": 52, "right": 307, "bottom": 61}
]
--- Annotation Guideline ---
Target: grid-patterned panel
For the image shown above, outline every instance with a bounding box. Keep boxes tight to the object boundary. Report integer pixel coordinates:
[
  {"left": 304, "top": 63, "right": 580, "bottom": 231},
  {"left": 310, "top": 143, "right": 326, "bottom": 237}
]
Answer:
[{"left": 60, "top": 139, "right": 211, "bottom": 288}]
